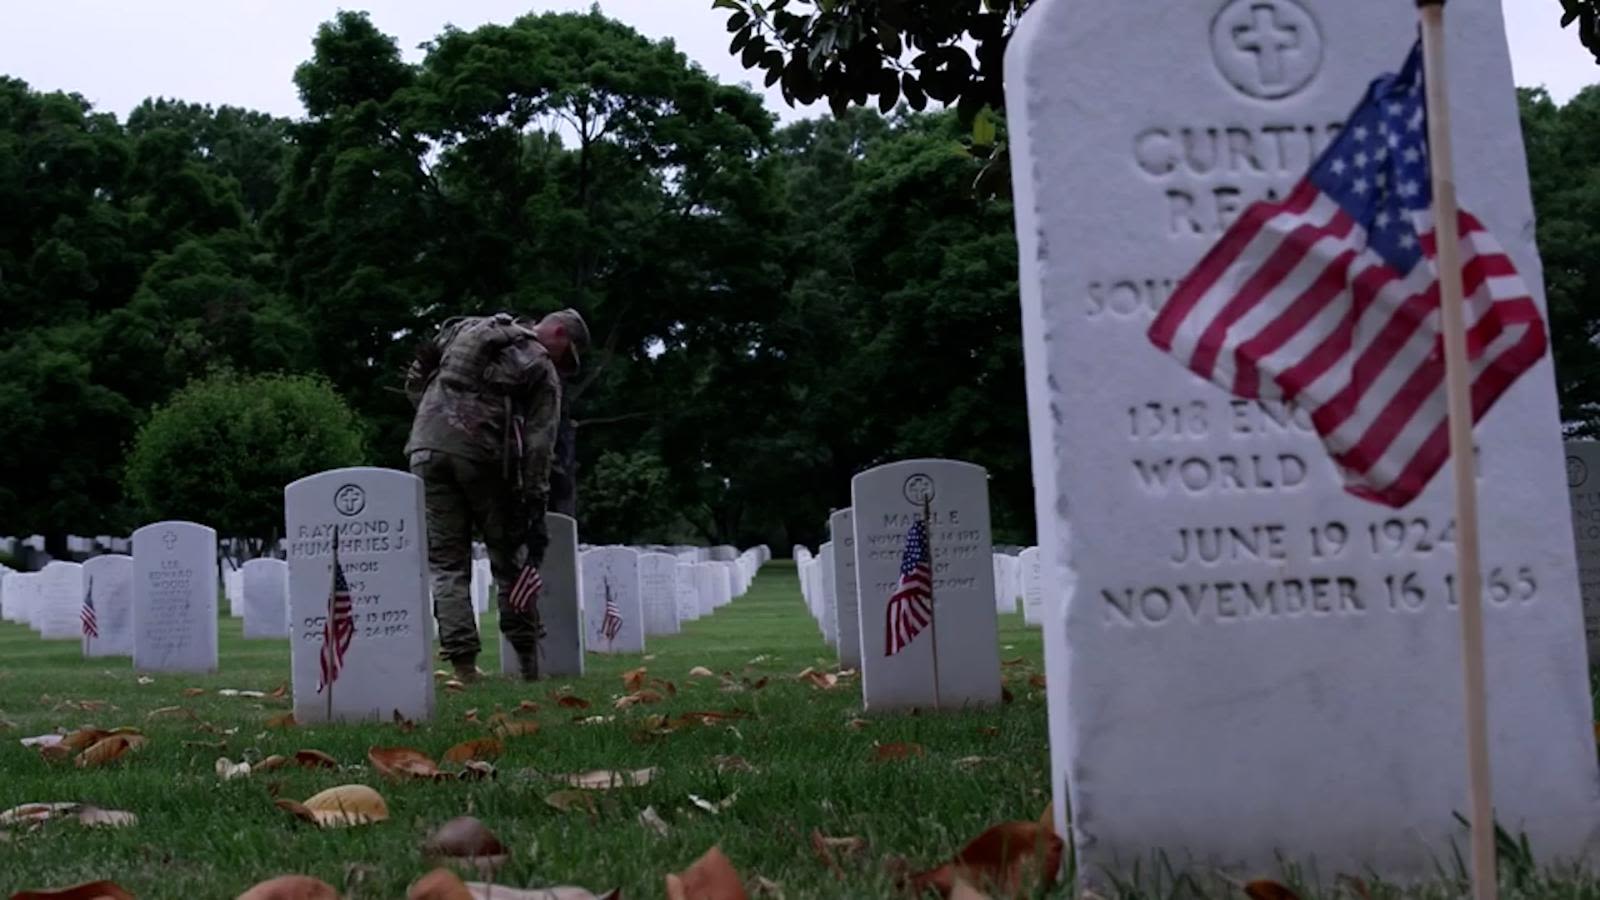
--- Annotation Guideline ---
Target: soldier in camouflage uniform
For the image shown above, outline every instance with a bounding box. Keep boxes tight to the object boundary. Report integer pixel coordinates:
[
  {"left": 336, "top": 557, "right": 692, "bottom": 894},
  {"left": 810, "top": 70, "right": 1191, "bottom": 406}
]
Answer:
[{"left": 404, "top": 309, "right": 590, "bottom": 682}]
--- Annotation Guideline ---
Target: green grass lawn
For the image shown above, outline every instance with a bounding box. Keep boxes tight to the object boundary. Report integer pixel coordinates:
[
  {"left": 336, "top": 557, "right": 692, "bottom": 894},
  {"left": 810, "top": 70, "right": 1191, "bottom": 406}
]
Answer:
[{"left": 0, "top": 561, "right": 1053, "bottom": 898}]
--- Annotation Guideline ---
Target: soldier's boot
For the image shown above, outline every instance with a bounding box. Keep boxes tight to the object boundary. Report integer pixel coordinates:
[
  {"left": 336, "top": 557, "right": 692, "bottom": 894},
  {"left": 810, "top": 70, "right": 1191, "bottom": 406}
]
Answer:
[
  {"left": 517, "top": 650, "right": 540, "bottom": 683},
  {"left": 452, "top": 659, "right": 482, "bottom": 684}
]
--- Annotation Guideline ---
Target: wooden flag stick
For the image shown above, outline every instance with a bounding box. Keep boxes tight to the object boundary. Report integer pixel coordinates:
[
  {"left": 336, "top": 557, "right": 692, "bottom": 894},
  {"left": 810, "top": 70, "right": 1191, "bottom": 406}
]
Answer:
[
  {"left": 1418, "top": 4, "right": 1497, "bottom": 899},
  {"left": 923, "top": 497, "right": 942, "bottom": 712}
]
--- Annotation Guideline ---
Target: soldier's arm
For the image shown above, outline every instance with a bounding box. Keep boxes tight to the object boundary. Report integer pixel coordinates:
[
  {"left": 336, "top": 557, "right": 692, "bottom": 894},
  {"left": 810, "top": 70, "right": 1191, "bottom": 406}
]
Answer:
[
  {"left": 519, "top": 366, "right": 563, "bottom": 567},
  {"left": 404, "top": 318, "right": 468, "bottom": 407}
]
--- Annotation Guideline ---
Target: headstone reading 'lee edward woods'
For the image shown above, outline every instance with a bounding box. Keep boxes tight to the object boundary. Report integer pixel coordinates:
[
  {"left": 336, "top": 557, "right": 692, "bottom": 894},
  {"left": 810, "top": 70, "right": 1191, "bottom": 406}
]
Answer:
[
  {"left": 82, "top": 554, "right": 134, "bottom": 657},
  {"left": 1566, "top": 440, "right": 1600, "bottom": 656},
  {"left": 852, "top": 459, "right": 1001, "bottom": 711},
  {"left": 285, "top": 468, "right": 433, "bottom": 723},
  {"left": 132, "top": 521, "right": 218, "bottom": 673},
  {"left": 829, "top": 508, "right": 863, "bottom": 669},
  {"left": 242, "top": 558, "right": 290, "bottom": 639},
  {"left": 639, "top": 552, "right": 681, "bottom": 636},
  {"left": 1007, "top": 0, "right": 1600, "bottom": 880},
  {"left": 37, "top": 561, "right": 85, "bottom": 640},
  {"left": 583, "top": 547, "right": 644, "bottom": 654},
  {"left": 499, "top": 513, "right": 585, "bottom": 677}
]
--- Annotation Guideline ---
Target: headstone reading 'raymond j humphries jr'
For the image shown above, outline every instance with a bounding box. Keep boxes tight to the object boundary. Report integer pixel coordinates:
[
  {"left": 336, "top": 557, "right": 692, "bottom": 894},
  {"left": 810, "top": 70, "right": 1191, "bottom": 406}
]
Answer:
[
  {"left": 852, "top": 459, "right": 1000, "bottom": 712},
  {"left": 1007, "top": 0, "right": 1600, "bottom": 882},
  {"left": 1566, "top": 440, "right": 1600, "bottom": 657},
  {"left": 133, "top": 522, "right": 218, "bottom": 673},
  {"left": 499, "top": 513, "right": 585, "bottom": 678},
  {"left": 285, "top": 468, "right": 433, "bottom": 723}
]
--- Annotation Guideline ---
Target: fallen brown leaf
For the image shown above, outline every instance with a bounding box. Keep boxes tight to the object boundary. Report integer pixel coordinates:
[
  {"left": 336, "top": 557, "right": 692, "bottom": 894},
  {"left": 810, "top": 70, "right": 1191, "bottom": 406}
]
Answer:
[
  {"left": 145, "top": 705, "right": 194, "bottom": 721},
  {"left": 492, "top": 721, "right": 540, "bottom": 738},
  {"left": 801, "top": 671, "right": 839, "bottom": 691},
  {"left": 978, "top": 726, "right": 1000, "bottom": 738},
  {"left": 256, "top": 755, "right": 290, "bottom": 772},
  {"left": 544, "top": 790, "right": 598, "bottom": 815},
  {"left": 517, "top": 700, "right": 540, "bottom": 714},
  {"left": 1244, "top": 881, "right": 1302, "bottom": 900},
  {"left": 955, "top": 756, "right": 993, "bottom": 770},
  {"left": 846, "top": 718, "right": 870, "bottom": 731},
  {"left": 369, "top": 746, "right": 443, "bottom": 780},
  {"left": 408, "top": 868, "right": 474, "bottom": 900},
  {"left": 236, "top": 875, "right": 340, "bottom": 900},
  {"left": 949, "top": 878, "right": 993, "bottom": 900},
  {"left": 713, "top": 755, "right": 755, "bottom": 774},
  {"left": 275, "top": 798, "right": 319, "bottom": 826},
  {"left": 614, "top": 689, "right": 664, "bottom": 710},
  {"left": 873, "top": 742, "right": 925, "bottom": 762},
  {"left": 60, "top": 729, "right": 109, "bottom": 752},
  {"left": 1038, "top": 801, "right": 1055, "bottom": 835},
  {"left": 639, "top": 805, "right": 670, "bottom": 836},
  {"left": 444, "top": 679, "right": 467, "bottom": 693},
  {"left": 394, "top": 710, "right": 416, "bottom": 733},
  {"left": 19, "top": 734, "right": 64, "bottom": 749},
  {"left": 464, "top": 708, "right": 480, "bottom": 723},
  {"left": 749, "top": 876, "right": 783, "bottom": 898},
  {"left": 688, "top": 666, "right": 715, "bottom": 678},
  {"left": 810, "top": 831, "right": 867, "bottom": 879},
  {"left": 1027, "top": 674, "right": 1046, "bottom": 690},
  {"left": 622, "top": 667, "right": 649, "bottom": 692},
  {"left": 1002, "top": 657, "right": 1027, "bottom": 667},
  {"left": 266, "top": 712, "right": 297, "bottom": 729},
  {"left": 267, "top": 683, "right": 288, "bottom": 699},
  {"left": 557, "top": 695, "right": 591, "bottom": 710},
  {"left": 423, "top": 816, "right": 508, "bottom": 869},
  {"left": 184, "top": 739, "right": 227, "bottom": 751},
  {"left": 443, "top": 738, "right": 504, "bottom": 763},
  {"left": 562, "top": 767, "right": 658, "bottom": 789},
  {"left": 745, "top": 677, "right": 769, "bottom": 691},
  {"left": 666, "top": 845, "right": 748, "bottom": 900},
  {"left": 297, "top": 784, "right": 390, "bottom": 827},
  {"left": 182, "top": 687, "right": 207, "bottom": 697},
  {"left": 909, "top": 822, "right": 1064, "bottom": 897},
  {"left": 458, "top": 761, "right": 496, "bottom": 781},
  {"left": 0, "top": 803, "right": 136, "bottom": 829},
  {"left": 293, "top": 749, "right": 339, "bottom": 769},
  {"left": 73, "top": 807, "right": 137, "bottom": 828},
  {"left": 10, "top": 880, "right": 135, "bottom": 900},
  {"left": 76, "top": 735, "right": 136, "bottom": 768},
  {"left": 38, "top": 744, "right": 71, "bottom": 764}
]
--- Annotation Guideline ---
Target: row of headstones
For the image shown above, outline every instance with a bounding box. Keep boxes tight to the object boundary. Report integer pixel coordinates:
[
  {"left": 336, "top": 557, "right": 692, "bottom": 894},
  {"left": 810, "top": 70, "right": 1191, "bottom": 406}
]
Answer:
[
  {"left": 791, "top": 458, "right": 1004, "bottom": 712},
  {"left": 990, "top": 548, "right": 1050, "bottom": 625}
]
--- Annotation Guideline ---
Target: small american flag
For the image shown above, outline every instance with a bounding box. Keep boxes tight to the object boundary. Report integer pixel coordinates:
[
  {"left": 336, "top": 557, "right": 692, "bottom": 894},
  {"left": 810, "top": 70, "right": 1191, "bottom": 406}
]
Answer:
[
  {"left": 1148, "top": 40, "right": 1546, "bottom": 509},
  {"left": 317, "top": 541, "right": 356, "bottom": 694},
  {"left": 80, "top": 578, "right": 98, "bottom": 639},
  {"left": 507, "top": 564, "right": 543, "bottom": 614},
  {"left": 600, "top": 579, "right": 623, "bottom": 643},
  {"left": 884, "top": 518, "right": 933, "bottom": 657}
]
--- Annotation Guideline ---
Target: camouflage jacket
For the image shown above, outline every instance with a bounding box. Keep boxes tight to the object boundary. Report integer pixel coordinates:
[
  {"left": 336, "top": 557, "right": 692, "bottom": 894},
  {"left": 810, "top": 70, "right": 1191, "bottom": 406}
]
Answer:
[{"left": 404, "top": 314, "right": 562, "bottom": 509}]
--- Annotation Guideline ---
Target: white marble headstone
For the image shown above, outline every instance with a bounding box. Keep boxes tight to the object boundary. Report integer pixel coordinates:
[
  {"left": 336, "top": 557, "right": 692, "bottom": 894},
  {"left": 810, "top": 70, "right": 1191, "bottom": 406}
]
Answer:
[
  {"left": 224, "top": 565, "right": 244, "bottom": 618},
  {"left": 81, "top": 555, "right": 134, "bottom": 657},
  {"left": 1566, "top": 440, "right": 1600, "bottom": 656},
  {"left": 583, "top": 546, "right": 644, "bottom": 654},
  {"left": 694, "top": 562, "right": 719, "bottom": 618},
  {"left": 639, "top": 552, "right": 680, "bottom": 636},
  {"left": 285, "top": 468, "right": 433, "bottom": 723},
  {"left": 830, "top": 508, "right": 862, "bottom": 668},
  {"left": 851, "top": 459, "right": 1001, "bottom": 711},
  {"left": 132, "top": 522, "right": 218, "bottom": 672},
  {"left": 1019, "top": 548, "right": 1043, "bottom": 625},
  {"left": 10, "top": 572, "right": 41, "bottom": 630},
  {"left": 499, "top": 513, "right": 585, "bottom": 677},
  {"left": 1007, "top": 0, "right": 1600, "bottom": 880},
  {"left": 818, "top": 541, "right": 838, "bottom": 648},
  {"left": 242, "top": 558, "right": 290, "bottom": 639},
  {"left": 37, "top": 561, "right": 85, "bottom": 640},
  {"left": 675, "top": 562, "right": 701, "bottom": 624}
]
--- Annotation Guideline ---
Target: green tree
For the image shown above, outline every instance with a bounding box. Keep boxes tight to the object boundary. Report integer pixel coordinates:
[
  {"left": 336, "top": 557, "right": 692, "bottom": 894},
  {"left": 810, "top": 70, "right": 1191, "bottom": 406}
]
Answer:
[{"left": 124, "top": 372, "right": 367, "bottom": 547}]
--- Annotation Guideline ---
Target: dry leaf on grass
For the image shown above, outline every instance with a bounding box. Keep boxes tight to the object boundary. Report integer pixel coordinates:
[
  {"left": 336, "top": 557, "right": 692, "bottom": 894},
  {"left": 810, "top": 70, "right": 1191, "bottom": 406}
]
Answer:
[
  {"left": 293, "top": 749, "right": 338, "bottom": 769},
  {"left": 493, "top": 720, "right": 540, "bottom": 738},
  {"left": 688, "top": 666, "right": 715, "bottom": 678},
  {"left": 10, "top": 880, "right": 135, "bottom": 900},
  {"left": 256, "top": 755, "right": 290, "bottom": 772},
  {"left": 369, "top": 747, "right": 444, "bottom": 780},
  {"left": 181, "top": 687, "right": 207, "bottom": 697},
  {"left": 20, "top": 734, "right": 64, "bottom": 749},
  {"left": 76, "top": 735, "right": 138, "bottom": 768},
  {"left": 1001, "top": 657, "right": 1027, "bottom": 667},
  {"left": 217, "top": 689, "right": 266, "bottom": 698},
  {"left": 394, "top": 710, "right": 417, "bottom": 732},
  {"left": 1037, "top": 802, "right": 1054, "bottom": 834},
  {"left": 622, "top": 667, "right": 649, "bottom": 692},
  {"left": 800, "top": 671, "right": 839, "bottom": 691},
  {"left": 845, "top": 718, "right": 870, "bottom": 731},
  {"left": 408, "top": 868, "right": 475, "bottom": 900},
  {"left": 1243, "top": 881, "right": 1302, "bottom": 900},
  {"left": 810, "top": 831, "right": 867, "bottom": 878},
  {"left": 544, "top": 790, "right": 597, "bottom": 815},
  {"left": 279, "top": 784, "right": 390, "bottom": 828},
  {"left": 872, "top": 742, "right": 925, "bottom": 762},
  {"left": 614, "top": 690, "right": 664, "bottom": 710},
  {"left": 459, "top": 761, "right": 496, "bottom": 781},
  {"left": 955, "top": 756, "right": 993, "bottom": 770},
  {"left": 1027, "top": 674, "right": 1046, "bottom": 690},
  {"left": 562, "top": 768, "right": 658, "bottom": 789},
  {"left": 266, "top": 712, "right": 297, "bottom": 729},
  {"left": 666, "top": 846, "right": 748, "bottom": 900},
  {"left": 443, "top": 738, "right": 505, "bottom": 763},
  {"left": 0, "top": 803, "right": 136, "bottom": 829},
  {"left": 556, "top": 695, "right": 591, "bottom": 710},
  {"left": 464, "top": 709, "right": 480, "bottom": 723},
  {"left": 136, "top": 676, "right": 154, "bottom": 685},
  {"left": 423, "top": 816, "right": 508, "bottom": 870},
  {"left": 61, "top": 729, "right": 110, "bottom": 752},
  {"left": 713, "top": 755, "right": 755, "bottom": 774},
  {"left": 948, "top": 878, "right": 994, "bottom": 900},
  {"left": 689, "top": 792, "right": 738, "bottom": 814},
  {"left": 145, "top": 705, "right": 194, "bottom": 721},
  {"left": 977, "top": 726, "right": 1000, "bottom": 738},
  {"left": 236, "top": 875, "right": 340, "bottom": 900},
  {"left": 217, "top": 757, "right": 253, "bottom": 781},
  {"left": 639, "top": 805, "right": 670, "bottom": 836},
  {"left": 444, "top": 679, "right": 467, "bottom": 693},
  {"left": 517, "top": 700, "right": 540, "bottom": 713},
  {"left": 908, "top": 822, "right": 1064, "bottom": 897}
]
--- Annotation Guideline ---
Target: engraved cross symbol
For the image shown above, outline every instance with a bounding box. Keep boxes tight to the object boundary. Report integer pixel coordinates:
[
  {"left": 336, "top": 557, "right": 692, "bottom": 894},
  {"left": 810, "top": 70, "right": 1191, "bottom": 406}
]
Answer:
[{"left": 1233, "top": 3, "right": 1300, "bottom": 86}]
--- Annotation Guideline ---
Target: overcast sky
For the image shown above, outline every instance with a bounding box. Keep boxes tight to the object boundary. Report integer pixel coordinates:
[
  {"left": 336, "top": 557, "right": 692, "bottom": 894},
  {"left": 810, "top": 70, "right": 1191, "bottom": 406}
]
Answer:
[{"left": 1, "top": 1, "right": 1594, "bottom": 124}]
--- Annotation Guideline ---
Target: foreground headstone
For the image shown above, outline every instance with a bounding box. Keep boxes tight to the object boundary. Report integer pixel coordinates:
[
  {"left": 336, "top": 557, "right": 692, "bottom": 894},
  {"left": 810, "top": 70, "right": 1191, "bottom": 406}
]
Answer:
[
  {"left": 242, "top": 558, "right": 290, "bottom": 639},
  {"left": 82, "top": 554, "right": 134, "bottom": 657},
  {"left": 1007, "top": 0, "right": 1600, "bottom": 880},
  {"left": 498, "top": 513, "right": 585, "bottom": 678},
  {"left": 583, "top": 547, "right": 644, "bottom": 654},
  {"left": 639, "top": 552, "right": 680, "bottom": 636},
  {"left": 852, "top": 459, "right": 1001, "bottom": 711},
  {"left": 285, "top": 468, "right": 433, "bottom": 723},
  {"left": 132, "top": 521, "right": 218, "bottom": 673},
  {"left": 830, "top": 508, "right": 863, "bottom": 668},
  {"left": 1566, "top": 440, "right": 1600, "bottom": 654},
  {"left": 37, "top": 561, "right": 85, "bottom": 640}
]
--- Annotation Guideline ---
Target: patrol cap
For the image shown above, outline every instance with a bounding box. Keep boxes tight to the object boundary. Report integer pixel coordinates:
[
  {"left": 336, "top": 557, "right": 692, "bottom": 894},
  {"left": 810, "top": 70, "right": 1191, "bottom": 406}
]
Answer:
[{"left": 541, "top": 308, "right": 591, "bottom": 375}]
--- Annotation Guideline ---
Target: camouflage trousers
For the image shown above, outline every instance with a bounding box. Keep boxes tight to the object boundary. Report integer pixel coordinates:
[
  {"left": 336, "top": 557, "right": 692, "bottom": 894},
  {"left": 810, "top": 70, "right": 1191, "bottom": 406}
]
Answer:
[{"left": 409, "top": 450, "right": 543, "bottom": 666}]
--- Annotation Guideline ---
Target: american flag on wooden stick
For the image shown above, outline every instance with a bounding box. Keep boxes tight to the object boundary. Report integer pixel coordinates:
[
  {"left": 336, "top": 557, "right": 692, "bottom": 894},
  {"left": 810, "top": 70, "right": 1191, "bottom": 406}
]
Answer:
[
  {"left": 507, "top": 564, "right": 543, "bottom": 614},
  {"left": 317, "top": 541, "right": 356, "bottom": 694},
  {"left": 600, "top": 579, "right": 623, "bottom": 643},
  {"left": 80, "top": 578, "right": 98, "bottom": 639},
  {"left": 1148, "top": 40, "right": 1546, "bottom": 509},
  {"left": 884, "top": 518, "right": 933, "bottom": 657}
]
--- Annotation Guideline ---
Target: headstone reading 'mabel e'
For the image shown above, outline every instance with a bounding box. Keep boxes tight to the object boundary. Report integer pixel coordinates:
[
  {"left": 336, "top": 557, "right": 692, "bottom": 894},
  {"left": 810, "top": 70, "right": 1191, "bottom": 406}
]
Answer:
[
  {"left": 132, "top": 521, "right": 218, "bottom": 673},
  {"left": 499, "top": 513, "right": 585, "bottom": 678},
  {"left": 1566, "top": 440, "right": 1600, "bottom": 656},
  {"left": 82, "top": 554, "right": 134, "bottom": 658},
  {"left": 583, "top": 547, "right": 644, "bottom": 654},
  {"left": 285, "top": 468, "right": 433, "bottom": 723},
  {"left": 829, "top": 508, "right": 862, "bottom": 669},
  {"left": 851, "top": 459, "right": 1001, "bottom": 712},
  {"left": 1007, "top": 0, "right": 1600, "bottom": 881}
]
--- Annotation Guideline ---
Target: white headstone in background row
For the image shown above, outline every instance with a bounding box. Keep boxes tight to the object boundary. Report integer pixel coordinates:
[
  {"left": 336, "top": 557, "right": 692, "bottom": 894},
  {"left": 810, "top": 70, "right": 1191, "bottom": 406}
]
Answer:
[
  {"left": 132, "top": 521, "right": 218, "bottom": 673},
  {"left": 675, "top": 562, "right": 701, "bottom": 624},
  {"left": 583, "top": 547, "right": 644, "bottom": 654},
  {"left": 242, "top": 558, "right": 290, "bottom": 639},
  {"left": 694, "top": 562, "right": 720, "bottom": 618},
  {"left": 830, "top": 508, "right": 862, "bottom": 668},
  {"left": 852, "top": 459, "right": 1001, "bottom": 712},
  {"left": 471, "top": 557, "right": 491, "bottom": 616},
  {"left": 818, "top": 541, "right": 838, "bottom": 648},
  {"left": 501, "top": 513, "right": 585, "bottom": 678},
  {"left": 37, "top": 561, "right": 85, "bottom": 640},
  {"left": 639, "top": 552, "right": 680, "bottom": 636},
  {"left": 8, "top": 572, "right": 40, "bottom": 629},
  {"left": 1007, "top": 0, "right": 1600, "bottom": 880},
  {"left": 285, "top": 468, "right": 433, "bottom": 723},
  {"left": 224, "top": 564, "right": 244, "bottom": 618},
  {"left": 1566, "top": 440, "right": 1600, "bottom": 656},
  {"left": 82, "top": 554, "right": 134, "bottom": 657},
  {"left": 1019, "top": 547, "right": 1043, "bottom": 626}
]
